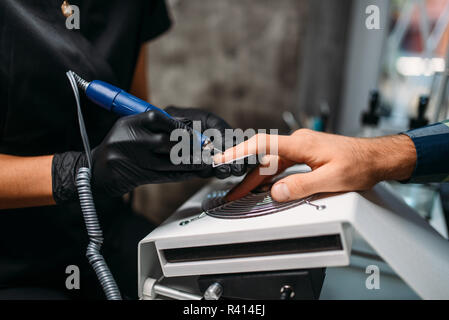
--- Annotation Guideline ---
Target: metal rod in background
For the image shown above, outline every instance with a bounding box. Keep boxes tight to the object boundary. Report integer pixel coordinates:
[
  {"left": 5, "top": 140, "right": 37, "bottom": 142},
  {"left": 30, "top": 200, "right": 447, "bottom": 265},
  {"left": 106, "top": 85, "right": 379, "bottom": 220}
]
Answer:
[{"left": 153, "top": 284, "right": 202, "bottom": 300}]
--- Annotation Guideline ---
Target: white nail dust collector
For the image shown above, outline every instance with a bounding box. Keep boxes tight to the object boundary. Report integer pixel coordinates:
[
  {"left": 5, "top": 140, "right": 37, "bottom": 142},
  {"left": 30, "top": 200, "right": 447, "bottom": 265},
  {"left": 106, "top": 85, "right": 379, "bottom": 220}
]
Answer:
[{"left": 138, "top": 166, "right": 449, "bottom": 300}]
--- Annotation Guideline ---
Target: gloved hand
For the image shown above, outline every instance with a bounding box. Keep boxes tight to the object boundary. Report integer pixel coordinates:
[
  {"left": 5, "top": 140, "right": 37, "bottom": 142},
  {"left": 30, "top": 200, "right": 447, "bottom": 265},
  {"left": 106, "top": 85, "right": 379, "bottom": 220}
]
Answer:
[
  {"left": 165, "top": 106, "right": 247, "bottom": 179},
  {"left": 52, "top": 107, "right": 246, "bottom": 204}
]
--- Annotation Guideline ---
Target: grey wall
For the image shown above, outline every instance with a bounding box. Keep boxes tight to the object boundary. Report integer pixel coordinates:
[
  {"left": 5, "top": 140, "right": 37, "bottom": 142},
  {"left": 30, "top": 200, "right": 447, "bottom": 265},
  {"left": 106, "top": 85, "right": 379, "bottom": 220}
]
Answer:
[
  {"left": 135, "top": 0, "right": 352, "bottom": 224},
  {"left": 147, "top": 0, "right": 308, "bottom": 131},
  {"left": 337, "top": 0, "right": 390, "bottom": 135},
  {"left": 296, "top": 0, "right": 352, "bottom": 131}
]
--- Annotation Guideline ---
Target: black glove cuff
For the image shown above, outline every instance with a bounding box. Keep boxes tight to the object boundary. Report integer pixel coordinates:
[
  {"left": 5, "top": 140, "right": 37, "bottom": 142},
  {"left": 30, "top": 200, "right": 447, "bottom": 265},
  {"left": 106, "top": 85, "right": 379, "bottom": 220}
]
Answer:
[{"left": 52, "top": 151, "right": 88, "bottom": 205}]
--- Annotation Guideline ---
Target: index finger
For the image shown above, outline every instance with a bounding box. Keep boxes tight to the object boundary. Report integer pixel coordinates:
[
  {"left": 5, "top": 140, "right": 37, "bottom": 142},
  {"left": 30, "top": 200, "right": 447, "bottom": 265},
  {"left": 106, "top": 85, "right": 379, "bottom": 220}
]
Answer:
[{"left": 213, "top": 133, "right": 290, "bottom": 165}]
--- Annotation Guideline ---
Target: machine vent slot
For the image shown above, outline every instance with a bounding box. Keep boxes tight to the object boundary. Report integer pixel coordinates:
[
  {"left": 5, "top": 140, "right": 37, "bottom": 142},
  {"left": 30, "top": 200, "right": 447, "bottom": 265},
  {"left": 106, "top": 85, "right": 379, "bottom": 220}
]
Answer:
[{"left": 163, "top": 234, "right": 343, "bottom": 263}]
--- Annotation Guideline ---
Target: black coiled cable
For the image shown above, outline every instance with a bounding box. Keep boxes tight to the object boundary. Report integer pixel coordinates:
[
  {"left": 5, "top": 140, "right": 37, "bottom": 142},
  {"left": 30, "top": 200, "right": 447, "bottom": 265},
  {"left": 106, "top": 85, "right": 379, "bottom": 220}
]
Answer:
[{"left": 67, "top": 70, "right": 122, "bottom": 300}]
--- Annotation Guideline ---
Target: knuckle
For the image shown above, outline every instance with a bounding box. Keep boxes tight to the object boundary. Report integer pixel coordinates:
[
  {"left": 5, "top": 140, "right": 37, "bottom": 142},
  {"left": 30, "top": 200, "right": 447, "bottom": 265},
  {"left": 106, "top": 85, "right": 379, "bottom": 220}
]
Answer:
[
  {"left": 294, "top": 128, "right": 318, "bottom": 148},
  {"left": 114, "top": 116, "right": 127, "bottom": 127},
  {"left": 145, "top": 110, "right": 158, "bottom": 123},
  {"left": 292, "top": 128, "right": 311, "bottom": 137},
  {"left": 110, "top": 118, "right": 128, "bottom": 134}
]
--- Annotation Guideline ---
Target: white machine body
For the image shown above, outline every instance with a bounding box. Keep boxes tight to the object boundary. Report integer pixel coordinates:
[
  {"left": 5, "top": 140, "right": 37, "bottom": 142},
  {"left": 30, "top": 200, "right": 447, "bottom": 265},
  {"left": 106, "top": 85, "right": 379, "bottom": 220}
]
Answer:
[
  {"left": 139, "top": 170, "right": 449, "bottom": 299},
  {"left": 141, "top": 183, "right": 352, "bottom": 277}
]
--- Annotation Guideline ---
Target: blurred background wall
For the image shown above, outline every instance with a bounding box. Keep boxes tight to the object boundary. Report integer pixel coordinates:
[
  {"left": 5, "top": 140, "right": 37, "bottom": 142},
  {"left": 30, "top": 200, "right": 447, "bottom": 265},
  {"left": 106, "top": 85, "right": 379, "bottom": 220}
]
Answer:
[{"left": 134, "top": 0, "right": 352, "bottom": 224}]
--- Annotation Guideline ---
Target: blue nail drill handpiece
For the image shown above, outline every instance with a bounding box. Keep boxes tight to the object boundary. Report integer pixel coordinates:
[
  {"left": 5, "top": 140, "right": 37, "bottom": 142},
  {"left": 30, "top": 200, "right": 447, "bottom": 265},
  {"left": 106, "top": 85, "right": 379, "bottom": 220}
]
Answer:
[{"left": 70, "top": 71, "right": 212, "bottom": 150}]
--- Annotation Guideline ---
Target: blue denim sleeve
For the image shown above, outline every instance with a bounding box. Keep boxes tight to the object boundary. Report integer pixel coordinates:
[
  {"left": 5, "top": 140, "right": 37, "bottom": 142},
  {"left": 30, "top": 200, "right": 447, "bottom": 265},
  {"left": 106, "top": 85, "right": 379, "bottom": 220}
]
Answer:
[{"left": 404, "top": 120, "right": 449, "bottom": 183}]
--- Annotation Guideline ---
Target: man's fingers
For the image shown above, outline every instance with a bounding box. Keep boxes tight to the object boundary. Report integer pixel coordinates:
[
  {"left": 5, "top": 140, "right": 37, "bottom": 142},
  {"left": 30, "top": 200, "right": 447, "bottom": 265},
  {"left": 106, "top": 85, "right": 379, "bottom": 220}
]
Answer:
[
  {"left": 271, "top": 168, "right": 327, "bottom": 202},
  {"left": 225, "top": 156, "right": 293, "bottom": 202},
  {"left": 225, "top": 166, "right": 274, "bottom": 202},
  {"left": 213, "top": 134, "right": 291, "bottom": 165}
]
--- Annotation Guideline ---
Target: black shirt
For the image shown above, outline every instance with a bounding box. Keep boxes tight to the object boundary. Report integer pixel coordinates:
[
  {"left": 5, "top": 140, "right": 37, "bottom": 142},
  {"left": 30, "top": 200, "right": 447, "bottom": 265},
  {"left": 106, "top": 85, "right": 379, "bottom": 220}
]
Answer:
[{"left": 0, "top": 0, "right": 170, "bottom": 288}]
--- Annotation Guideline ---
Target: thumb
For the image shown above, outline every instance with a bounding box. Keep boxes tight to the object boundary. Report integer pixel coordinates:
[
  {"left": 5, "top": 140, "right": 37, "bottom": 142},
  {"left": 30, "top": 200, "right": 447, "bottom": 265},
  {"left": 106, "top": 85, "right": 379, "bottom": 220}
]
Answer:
[{"left": 271, "top": 169, "right": 327, "bottom": 202}]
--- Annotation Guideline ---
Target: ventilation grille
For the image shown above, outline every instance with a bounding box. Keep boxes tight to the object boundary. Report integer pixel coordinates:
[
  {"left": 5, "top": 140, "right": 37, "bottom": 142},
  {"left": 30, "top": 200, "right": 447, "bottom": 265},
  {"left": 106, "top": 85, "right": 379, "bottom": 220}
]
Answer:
[
  {"left": 163, "top": 235, "right": 343, "bottom": 263},
  {"left": 202, "top": 190, "right": 308, "bottom": 219}
]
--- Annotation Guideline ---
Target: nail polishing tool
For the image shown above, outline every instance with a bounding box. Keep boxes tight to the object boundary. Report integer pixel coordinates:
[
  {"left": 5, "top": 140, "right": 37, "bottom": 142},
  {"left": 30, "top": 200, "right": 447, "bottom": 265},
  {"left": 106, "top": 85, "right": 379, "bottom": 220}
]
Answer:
[{"left": 68, "top": 71, "right": 214, "bottom": 151}]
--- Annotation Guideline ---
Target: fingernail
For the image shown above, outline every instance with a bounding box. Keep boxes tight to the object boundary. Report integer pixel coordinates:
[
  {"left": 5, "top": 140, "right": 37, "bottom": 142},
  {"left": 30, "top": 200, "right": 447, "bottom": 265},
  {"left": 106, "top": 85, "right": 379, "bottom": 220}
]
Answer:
[{"left": 272, "top": 183, "right": 290, "bottom": 202}]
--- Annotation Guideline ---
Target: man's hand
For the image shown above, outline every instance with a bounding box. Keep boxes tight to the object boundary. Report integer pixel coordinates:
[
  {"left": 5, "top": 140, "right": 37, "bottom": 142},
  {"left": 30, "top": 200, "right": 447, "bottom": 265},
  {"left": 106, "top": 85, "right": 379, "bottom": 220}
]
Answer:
[{"left": 214, "top": 129, "right": 417, "bottom": 202}]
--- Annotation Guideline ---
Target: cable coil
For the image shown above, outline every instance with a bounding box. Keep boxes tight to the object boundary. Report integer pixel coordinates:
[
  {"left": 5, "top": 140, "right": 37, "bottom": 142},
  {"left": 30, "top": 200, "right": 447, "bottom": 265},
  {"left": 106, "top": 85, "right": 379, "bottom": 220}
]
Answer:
[
  {"left": 75, "top": 167, "right": 122, "bottom": 300},
  {"left": 67, "top": 70, "right": 122, "bottom": 300}
]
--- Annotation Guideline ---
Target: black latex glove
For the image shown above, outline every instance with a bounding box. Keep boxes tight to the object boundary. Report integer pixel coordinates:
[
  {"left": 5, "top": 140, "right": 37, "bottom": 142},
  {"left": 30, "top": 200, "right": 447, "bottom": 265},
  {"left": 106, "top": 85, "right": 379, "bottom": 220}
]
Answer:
[
  {"left": 52, "top": 108, "right": 245, "bottom": 204},
  {"left": 165, "top": 106, "right": 247, "bottom": 179}
]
